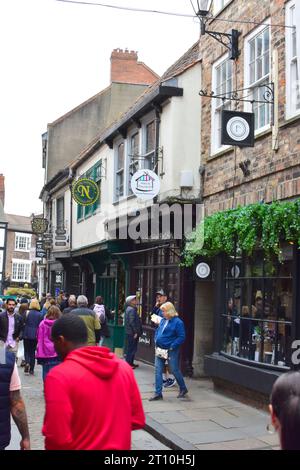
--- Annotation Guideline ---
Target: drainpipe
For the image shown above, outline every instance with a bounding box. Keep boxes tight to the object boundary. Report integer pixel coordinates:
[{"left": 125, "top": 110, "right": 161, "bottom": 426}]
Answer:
[
  {"left": 153, "top": 106, "right": 161, "bottom": 205},
  {"left": 68, "top": 171, "right": 74, "bottom": 293}
]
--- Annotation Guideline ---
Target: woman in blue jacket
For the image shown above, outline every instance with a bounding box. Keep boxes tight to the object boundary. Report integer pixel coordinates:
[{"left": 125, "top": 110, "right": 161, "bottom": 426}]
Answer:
[{"left": 149, "top": 302, "right": 188, "bottom": 401}]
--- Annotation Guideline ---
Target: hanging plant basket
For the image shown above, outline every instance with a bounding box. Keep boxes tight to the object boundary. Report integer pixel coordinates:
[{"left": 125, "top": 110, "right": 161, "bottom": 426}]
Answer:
[{"left": 182, "top": 200, "right": 300, "bottom": 267}]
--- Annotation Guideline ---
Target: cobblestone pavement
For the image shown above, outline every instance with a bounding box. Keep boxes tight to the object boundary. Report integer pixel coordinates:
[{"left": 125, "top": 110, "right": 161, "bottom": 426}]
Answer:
[{"left": 7, "top": 363, "right": 169, "bottom": 451}]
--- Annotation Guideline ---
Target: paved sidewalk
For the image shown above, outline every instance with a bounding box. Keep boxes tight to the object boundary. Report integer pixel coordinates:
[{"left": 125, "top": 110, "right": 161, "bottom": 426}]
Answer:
[{"left": 134, "top": 362, "right": 280, "bottom": 450}]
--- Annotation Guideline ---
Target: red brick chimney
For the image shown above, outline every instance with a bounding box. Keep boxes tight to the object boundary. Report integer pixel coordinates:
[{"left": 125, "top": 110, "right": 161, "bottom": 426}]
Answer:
[
  {"left": 110, "top": 48, "right": 159, "bottom": 85},
  {"left": 0, "top": 174, "right": 4, "bottom": 207}
]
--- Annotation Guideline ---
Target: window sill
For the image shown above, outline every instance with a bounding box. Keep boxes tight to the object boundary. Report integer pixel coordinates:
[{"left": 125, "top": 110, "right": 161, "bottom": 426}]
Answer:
[
  {"left": 14, "top": 249, "right": 31, "bottom": 253},
  {"left": 254, "top": 126, "right": 272, "bottom": 140},
  {"left": 113, "top": 194, "right": 136, "bottom": 206},
  {"left": 208, "top": 146, "right": 234, "bottom": 161},
  {"left": 281, "top": 113, "right": 300, "bottom": 130}
]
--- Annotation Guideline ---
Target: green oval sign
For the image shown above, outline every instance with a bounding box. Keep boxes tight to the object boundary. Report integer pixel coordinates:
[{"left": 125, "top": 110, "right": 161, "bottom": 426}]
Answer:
[{"left": 72, "top": 178, "right": 100, "bottom": 206}]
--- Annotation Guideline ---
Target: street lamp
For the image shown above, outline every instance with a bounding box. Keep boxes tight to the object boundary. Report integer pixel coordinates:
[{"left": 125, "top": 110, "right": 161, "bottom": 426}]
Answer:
[
  {"left": 196, "top": 0, "right": 240, "bottom": 60},
  {"left": 197, "top": 0, "right": 213, "bottom": 17}
]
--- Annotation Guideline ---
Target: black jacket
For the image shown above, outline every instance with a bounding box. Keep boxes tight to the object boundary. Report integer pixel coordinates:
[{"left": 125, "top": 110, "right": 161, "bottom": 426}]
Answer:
[
  {"left": 0, "top": 351, "right": 15, "bottom": 449},
  {"left": 0, "top": 312, "right": 24, "bottom": 343},
  {"left": 125, "top": 306, "right": 143, "bottom": 337}
]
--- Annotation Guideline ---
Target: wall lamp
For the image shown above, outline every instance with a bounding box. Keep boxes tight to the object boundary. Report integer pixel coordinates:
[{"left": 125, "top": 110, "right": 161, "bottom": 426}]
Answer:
[{"left": 196, "top": 0, "right": 240, "bottom": 60}]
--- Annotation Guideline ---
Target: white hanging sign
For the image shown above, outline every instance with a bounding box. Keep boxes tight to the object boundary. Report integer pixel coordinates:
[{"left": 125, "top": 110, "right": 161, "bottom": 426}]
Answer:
[{"left": 131, "top": 170, "right": 160, "bottom": 201}]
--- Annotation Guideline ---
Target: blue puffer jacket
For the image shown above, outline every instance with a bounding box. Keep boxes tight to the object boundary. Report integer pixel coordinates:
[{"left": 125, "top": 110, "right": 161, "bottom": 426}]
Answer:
[{"left": 155, "top": 316, "right": 186, "bottom": 350}]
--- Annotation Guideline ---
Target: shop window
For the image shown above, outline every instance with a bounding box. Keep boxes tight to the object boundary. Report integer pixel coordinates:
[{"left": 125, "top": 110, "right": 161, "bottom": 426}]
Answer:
[{"left": 221, "top": 246, "right": 293, "bottom": 368}]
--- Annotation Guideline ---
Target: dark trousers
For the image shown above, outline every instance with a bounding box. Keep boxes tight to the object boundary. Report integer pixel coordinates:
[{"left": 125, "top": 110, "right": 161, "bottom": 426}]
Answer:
[
  {"left": 126, "top": 335, "right": 138, "bottom": 365},
  {"left": 42, "top": 360, "right": 61, "bottom": 382},
  {"left": 24, "top": 339, "right": 37, "bottom": 372}
]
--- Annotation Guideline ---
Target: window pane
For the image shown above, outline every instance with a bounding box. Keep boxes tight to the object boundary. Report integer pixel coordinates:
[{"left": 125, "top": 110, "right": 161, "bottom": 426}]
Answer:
[
  {"left": 118, "top": 143, "right": 124, "bottom": 170},
  {"left": 146, "top": 122, "right": 155, "bottom": 153}
]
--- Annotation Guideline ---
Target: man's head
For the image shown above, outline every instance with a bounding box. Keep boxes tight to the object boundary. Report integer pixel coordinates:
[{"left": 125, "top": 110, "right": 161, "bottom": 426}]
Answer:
[
  {"left": 155, "top": 289, "right": 167, "bottom": 306},
  {"left": 46, "top": 293, "right": 52, "bottom": 300},
  {"left": 126, "top": 295, "right": 137, "bottom": 307},
  {"left": 6, "top": 298, "right": 16, "bottom": 314},
  {"left": 51, "top": 314, "right": 88, "bottom": 360},
  {"left": 77, "top": 295, "right": 88, "bottom": 308}
]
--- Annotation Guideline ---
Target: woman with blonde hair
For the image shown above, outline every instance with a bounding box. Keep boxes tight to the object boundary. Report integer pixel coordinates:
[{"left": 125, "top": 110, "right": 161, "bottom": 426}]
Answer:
[
  {"left": 36, "top": 306, "right": 61, "bottom": 381},
  {"left": 149, "top": 302, "right": 188, "bottom": 401},
  {"left": 23, "top": 299, "right": 43, "bottom": 375}
]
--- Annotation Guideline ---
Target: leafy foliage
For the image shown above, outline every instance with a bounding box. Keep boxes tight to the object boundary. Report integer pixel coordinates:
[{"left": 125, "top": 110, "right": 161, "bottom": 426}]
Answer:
[{"left": 182, "top": 201, "right": 300, "bottom": 267}]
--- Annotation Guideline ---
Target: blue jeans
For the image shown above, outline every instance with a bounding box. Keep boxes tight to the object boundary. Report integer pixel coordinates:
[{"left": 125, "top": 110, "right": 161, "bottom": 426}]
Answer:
[
  {"left": 42, "top": 360, "right": 61, "bottom": 382},
  {"left": 155, "top": 348, "right": 187, "bottom": 396},
  {"left": 126, "top": 335, "right": 138, "bottom": 365}
]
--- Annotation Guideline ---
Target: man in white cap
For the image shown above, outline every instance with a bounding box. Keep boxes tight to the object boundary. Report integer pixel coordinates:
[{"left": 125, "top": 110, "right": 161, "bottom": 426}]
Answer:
[{"left": 124, "top": 295, "right": 143, "bottom": 369}]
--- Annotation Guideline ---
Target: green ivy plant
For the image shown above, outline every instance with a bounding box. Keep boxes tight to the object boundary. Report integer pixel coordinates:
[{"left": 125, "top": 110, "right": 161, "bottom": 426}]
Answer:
[{"left": 182, "top": 200, "right": 300, "bottom": 267}]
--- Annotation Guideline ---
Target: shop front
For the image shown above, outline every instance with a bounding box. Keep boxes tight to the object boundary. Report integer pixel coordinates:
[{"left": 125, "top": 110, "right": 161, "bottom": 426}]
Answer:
[
  {"left": 130, "top": 241, "right": 195, "bottom": 376},
  {"left": 204, "top": 243, "right": 300, "bottom": 398}
]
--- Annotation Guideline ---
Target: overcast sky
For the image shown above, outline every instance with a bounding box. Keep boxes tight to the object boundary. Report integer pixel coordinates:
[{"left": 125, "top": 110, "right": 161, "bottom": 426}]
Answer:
[{"left": 0, "top": 0, "right": 200, "bottom": 217}]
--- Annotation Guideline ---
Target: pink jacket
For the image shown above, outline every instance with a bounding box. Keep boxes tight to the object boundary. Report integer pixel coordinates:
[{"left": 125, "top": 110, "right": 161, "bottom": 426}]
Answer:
[{"left": 36, "top": 319, "right": 58, "bottom": 359}]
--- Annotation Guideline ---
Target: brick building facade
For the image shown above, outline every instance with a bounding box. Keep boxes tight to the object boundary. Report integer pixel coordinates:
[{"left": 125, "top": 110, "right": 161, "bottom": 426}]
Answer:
[{"left": 192, "top": 0, "right": 300, "bottom": 401}]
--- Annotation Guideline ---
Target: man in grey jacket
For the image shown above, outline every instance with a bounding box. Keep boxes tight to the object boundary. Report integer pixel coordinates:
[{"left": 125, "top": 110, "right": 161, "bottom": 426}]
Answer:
[{"left": 124, "top": 295, "right": 142, "bottom": 369}]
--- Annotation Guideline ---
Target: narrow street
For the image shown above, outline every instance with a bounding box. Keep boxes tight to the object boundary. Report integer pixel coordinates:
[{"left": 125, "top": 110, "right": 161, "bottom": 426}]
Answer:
[
  {"left": 7, "top": 362, "right": 169, "bottom": 451},
  {"left": 8, "top": 359, "right": 279, "bottom": 451}
]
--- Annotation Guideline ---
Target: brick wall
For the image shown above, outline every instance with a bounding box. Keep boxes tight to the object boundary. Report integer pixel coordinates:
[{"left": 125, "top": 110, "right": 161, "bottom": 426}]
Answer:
[
  {"left": 200, "top": 0, "right": 300, "bottom": 215},
  {"left": 110, "top": 48, "right": 158, "bottom": 85}
]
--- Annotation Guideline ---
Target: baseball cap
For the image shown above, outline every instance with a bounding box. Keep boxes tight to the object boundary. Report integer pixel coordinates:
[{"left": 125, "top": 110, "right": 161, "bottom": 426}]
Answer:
[
  {"left": 156, "top": 289, "right": 166, "bottom": 296},
  {"left": 126, "top": 295, "right": 136, "bottom": 304}
]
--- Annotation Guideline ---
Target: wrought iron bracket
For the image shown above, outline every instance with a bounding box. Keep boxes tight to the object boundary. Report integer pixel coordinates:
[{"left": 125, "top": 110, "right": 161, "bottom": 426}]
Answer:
[{"left": 199, "top": 82, "right": 274, "bottom": 105}]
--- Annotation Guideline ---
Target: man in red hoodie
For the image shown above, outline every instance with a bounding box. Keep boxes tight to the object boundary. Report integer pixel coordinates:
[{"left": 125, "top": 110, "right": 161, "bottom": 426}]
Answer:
[{"left": 42, "top": 314, "right": 145, "bottom": 450}]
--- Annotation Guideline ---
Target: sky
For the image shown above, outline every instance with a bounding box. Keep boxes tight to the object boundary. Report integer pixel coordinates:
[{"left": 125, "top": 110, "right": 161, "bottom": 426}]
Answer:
[{"left": 0, "top": 0, "right": 200, "bottom": 217}]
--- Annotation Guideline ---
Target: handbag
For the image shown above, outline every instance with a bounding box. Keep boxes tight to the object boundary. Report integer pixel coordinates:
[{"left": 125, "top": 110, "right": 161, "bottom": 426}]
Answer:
[{"left": 155, "top": 347, "right": 168, "bottom": 360}]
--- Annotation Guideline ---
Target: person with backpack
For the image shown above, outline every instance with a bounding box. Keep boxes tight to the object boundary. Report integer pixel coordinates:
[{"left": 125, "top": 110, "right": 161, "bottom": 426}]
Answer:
[{"left": 93, "top": 296, "right": 111, "bottom": 346}]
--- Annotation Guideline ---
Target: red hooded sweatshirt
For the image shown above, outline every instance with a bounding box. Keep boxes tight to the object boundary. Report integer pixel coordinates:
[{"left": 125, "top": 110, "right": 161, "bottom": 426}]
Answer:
[{"left": 42, "top": 346, "right": 145, "bottom": 450}]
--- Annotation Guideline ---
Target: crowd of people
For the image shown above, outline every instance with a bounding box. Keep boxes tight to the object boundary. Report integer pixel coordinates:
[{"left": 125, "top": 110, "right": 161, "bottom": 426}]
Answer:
[
  {"left": 1, "top": 287, "right": 298, "bottom": 451},
  {"left": 0, "top": 291, "right": 144, "bottom": 450}
]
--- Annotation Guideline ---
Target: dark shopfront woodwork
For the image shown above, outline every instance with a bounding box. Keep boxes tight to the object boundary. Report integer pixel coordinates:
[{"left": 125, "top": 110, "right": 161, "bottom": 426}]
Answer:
[
  {"left": 131, "top": 243, "right": 195, "bottom": 376},
  {"left": 205, "top": 244, "right": 300, "bottom": 397}
]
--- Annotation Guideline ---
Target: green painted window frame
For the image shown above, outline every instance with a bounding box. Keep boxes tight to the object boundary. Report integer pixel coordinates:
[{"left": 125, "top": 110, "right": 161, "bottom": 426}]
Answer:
[{"left": 76, "top": 161, "right": 102, "bottom": 223}]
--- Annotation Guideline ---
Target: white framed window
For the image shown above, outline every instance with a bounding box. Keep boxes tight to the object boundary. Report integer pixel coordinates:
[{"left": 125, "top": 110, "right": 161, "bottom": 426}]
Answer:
[
  {"left": 286, "top": 0, "right": 300, "bottom": 119},
  {"left": 213, "top": 0, "right": 231, "bottom": 15},
  {"left": 115, "top": 140, "right": 125, "bottom": 200},
  {"left": 211, "top": 54, "right": 233, "bottom": 155},
  {"left": 15, "top": 232, "right": 31, "bottom": 252},
  {"left": 11, "top": 259, "right": 32, "bottom": 282},
  {"left": 244, "top": 21, "right": 271, "bottom": 133},
  {"left": 140, "top": 113, "right": 156, "bottom": 171},
  {"left": 128, "top": 131, "right": 140, "bottom": 195}
]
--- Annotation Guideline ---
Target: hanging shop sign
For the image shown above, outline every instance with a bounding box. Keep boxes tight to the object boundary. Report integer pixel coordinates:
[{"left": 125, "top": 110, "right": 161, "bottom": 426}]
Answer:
[
  {"left": 31, "top": 217, "right": 49, "bottom": 235},
  {"left": 131, "top": 170, "right": 160, "bottom": 201},
  {"left": 221, "top": 110, "right": 255, "bottom": 148},
  {"left": 72, "top": 178, "right": 100, "bottom": 206}
]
